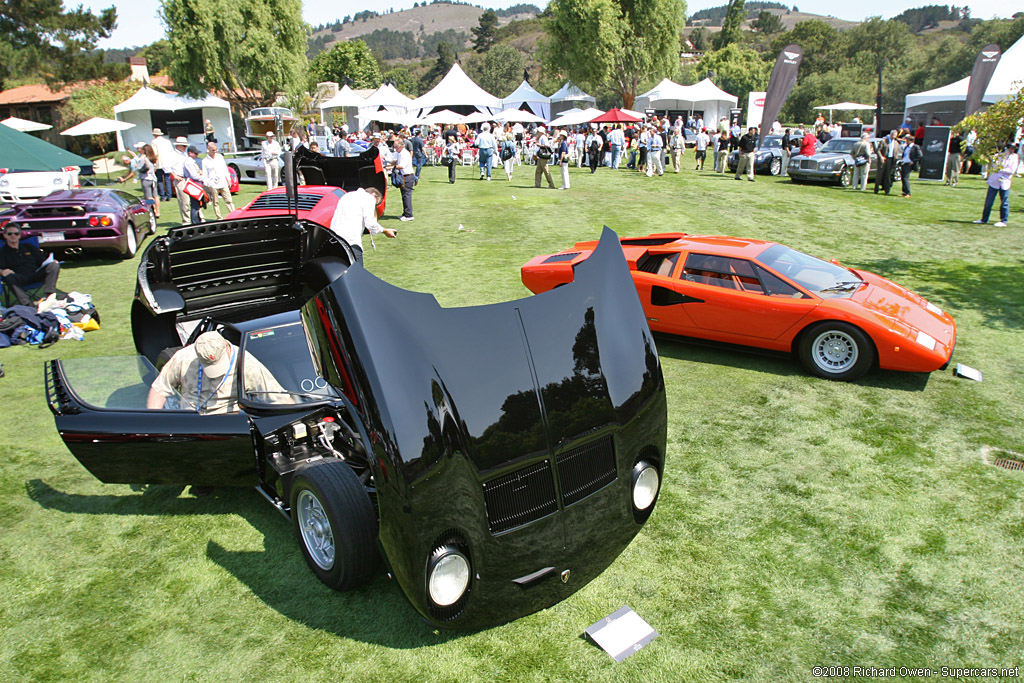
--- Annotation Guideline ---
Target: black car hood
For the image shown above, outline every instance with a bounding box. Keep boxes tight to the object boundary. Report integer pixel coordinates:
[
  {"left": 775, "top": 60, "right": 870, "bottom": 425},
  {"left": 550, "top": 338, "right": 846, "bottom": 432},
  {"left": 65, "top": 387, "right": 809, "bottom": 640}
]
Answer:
[{"left": 305, "top": 227, "right": 661, "bottom": 484}]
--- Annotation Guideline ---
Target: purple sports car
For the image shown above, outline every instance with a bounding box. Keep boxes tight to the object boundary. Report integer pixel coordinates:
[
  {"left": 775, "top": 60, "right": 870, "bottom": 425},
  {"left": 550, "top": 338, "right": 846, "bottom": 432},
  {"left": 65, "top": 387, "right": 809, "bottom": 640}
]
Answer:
[{"left": 2, "top": 188, "right": 156, "bottom": 258}]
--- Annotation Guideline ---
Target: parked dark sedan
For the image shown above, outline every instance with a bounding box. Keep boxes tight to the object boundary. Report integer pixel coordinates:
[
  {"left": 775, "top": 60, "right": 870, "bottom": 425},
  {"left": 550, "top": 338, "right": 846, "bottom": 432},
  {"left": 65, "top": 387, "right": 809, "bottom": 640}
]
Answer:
[
  {"left": 727, "top": 135, "right": 787, "bottom": 176},
  {"left": 45, "top": 217, "right": 668, "bottom": 630},
  {"left": 788, "top": 137, "right": 892, "bottom": 187},
  {"left": 1, "top": 188, "right": 155, "bottom": 258}
]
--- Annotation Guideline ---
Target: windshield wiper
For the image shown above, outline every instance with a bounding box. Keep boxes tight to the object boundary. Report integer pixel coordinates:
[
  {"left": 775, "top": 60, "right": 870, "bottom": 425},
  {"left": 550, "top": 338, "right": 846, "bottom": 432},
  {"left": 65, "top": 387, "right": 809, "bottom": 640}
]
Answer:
[{"left": 819, "top": 280, "right": 864, "bottom": 293}]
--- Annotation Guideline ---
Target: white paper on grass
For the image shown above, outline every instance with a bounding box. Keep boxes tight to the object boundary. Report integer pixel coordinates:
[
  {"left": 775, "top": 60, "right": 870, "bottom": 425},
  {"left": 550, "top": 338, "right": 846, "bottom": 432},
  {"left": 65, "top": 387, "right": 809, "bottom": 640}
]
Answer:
[{"left": 584, "top": 606, "right": 658, "bottom": 662}]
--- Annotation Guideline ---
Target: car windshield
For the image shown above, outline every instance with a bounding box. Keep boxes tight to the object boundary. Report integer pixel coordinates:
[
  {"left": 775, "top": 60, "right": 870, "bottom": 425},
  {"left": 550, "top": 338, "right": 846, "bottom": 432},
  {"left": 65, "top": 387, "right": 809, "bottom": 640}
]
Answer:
[
  {"left": 755, "top": 244, "right": 863, "bottom": 298},
  {"left": 241, "top": 321, "right": 341, "bottom": 406},
  {"left": 761, "top": 137, "right": 782, "bottom": 149},
  {"left": 819, "top": 139, "right": 855, "bottom": 154}
]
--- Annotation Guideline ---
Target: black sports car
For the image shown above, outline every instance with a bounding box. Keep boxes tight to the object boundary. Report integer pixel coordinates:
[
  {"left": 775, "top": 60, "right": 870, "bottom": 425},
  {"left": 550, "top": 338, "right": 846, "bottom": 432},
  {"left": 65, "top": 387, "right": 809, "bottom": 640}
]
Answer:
[
  {"left": 45, "top": 218, "right": 668, "bottom": 629},
  {"left": 727, "top": 135, "right": 787, "bottom": 176}
]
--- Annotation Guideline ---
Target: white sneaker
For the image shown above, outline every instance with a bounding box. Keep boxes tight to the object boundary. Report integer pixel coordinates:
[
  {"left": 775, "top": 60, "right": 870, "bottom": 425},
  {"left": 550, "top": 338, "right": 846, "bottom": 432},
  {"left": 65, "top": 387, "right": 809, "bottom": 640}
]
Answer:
[
  {"left": 994, "top": 221, "right": 1007, "bottom": 227},
  {"left": 399, "top": 215, "right": 414, "bottom": 222},
  {"left": 973, "top": 219, "right": 987, "bottom": 224}
]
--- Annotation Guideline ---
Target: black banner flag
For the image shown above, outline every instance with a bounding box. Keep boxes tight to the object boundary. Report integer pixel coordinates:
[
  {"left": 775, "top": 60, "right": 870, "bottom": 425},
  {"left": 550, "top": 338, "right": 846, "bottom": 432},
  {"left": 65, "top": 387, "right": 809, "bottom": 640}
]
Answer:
[
  {"left": 919, "top": 126, "right": 950, "bottom": 181},
  {"left": 758, "top": 44, "right": 802, "bottom": 148},
  {"left": 965, "top": 44, "right": 1001, "bottom": 117}
]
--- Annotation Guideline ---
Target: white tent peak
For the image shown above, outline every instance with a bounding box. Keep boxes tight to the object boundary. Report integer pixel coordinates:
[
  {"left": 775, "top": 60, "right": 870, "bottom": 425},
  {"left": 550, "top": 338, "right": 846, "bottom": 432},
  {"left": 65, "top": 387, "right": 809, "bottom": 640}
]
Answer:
[
  {"left": 411, "top": 64, "right": 502, "bottom": 114},
  {"left": 361, "top": 83, "right": 414, "bottom": 111},
  {"left": 320, "top": 85, "right": 366, "bottom": 110},
  {"left": 113, "top": 86, "right": 229, "bottom": 114},
  {"left": 550, "top": 81, "right": 595, "bottom": 103},
  {"left": 501, "top": 80, "right": 551, "bottom": 121}
]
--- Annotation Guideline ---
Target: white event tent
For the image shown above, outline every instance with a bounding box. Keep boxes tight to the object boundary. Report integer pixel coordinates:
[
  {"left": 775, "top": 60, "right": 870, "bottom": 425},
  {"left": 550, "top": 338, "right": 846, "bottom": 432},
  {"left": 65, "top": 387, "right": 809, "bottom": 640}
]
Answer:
[
  {"left": 113, "top": 87, "right": 235, "bottom": 152},
  {"left": 550, "top": 82, "right": 596, "bottom": 118},
  {"left": 501, "top": 80, "right": 551, "bottom": 122},
  {"left": 548, "top": 107, "right": 605, "bottom": 128},
  {"left": 320, "top": 85, "right": 365, "bottom": 129},
  {"left": 633, "top": 78, "right": 738, "bottom": 125},
  {"left": 357, "top": 83, "right": 414, "bottom": 130},
  {"left": 410, "top": 64, "right": 502, "bottom": 119},
  {"left": 904, "top": 35, "right": 1024, "bottom": 122}
]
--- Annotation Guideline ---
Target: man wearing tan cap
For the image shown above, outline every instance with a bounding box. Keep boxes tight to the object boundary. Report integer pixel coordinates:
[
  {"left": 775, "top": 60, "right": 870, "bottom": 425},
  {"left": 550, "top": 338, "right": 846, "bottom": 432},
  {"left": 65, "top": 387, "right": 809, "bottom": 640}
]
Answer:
[
  {"left": 146, "top": 331, "right": 290, "bottom": 414},
  {"left": 261, "top": 131, "right": 282, "bottom": 190},
  {"left": 168, "top": 136, "right": 190, "bottom": 223}
]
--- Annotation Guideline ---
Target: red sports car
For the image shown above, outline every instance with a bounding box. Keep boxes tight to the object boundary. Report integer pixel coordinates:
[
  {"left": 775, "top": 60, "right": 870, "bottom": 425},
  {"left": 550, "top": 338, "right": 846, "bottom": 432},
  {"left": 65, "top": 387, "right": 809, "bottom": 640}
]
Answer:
[
  {"left": 226, "top": 145, "right": 386, "bottom": 223},
  {"left": 522, "top": 232, "right": 956, "bottom": 381}
]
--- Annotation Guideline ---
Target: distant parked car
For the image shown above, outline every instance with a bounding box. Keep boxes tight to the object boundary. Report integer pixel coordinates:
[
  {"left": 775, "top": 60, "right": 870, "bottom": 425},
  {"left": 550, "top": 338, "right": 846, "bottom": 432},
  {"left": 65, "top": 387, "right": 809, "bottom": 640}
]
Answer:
[
  {"left": 788, "top": 137, "right": 893, "bottom": 187},
  {"left": 0, "top": 188, "right": 155, "bottom": 258},
  {"left": 224, "top": 151, "right": 275, "bottom": 185},
  {"left": 0, "top": 167, "right": 82, "bottom": 205},
  {"left": 727, "top": 135, "right": 787, "bottom": 176}
]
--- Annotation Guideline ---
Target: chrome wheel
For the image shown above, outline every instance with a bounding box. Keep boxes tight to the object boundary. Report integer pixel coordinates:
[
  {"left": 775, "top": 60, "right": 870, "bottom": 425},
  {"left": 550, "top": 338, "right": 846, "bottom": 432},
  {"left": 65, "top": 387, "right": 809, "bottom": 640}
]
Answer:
[
  {"left": 811, "top": 329, "right": 858, "bottom": 374},
  {"left": 123, "top": 221, "right": 138, "bottom": 258},
  {"left": 839, "top": 166, "right": 852, "bottom": 187},
  {"left": 769, "top": 157, "right": 782, "bottom": 176},
  {"left": 296, "top": 489, "right": 335, "bottom": 570}
]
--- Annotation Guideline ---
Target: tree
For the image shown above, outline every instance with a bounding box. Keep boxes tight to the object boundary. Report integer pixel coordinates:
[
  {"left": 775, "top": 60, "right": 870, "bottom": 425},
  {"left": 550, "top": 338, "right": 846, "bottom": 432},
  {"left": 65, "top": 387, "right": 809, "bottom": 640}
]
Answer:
[
  {"left": 309, "top": 41, "right": 381, "bottom": 89},
  {"left": 714, "top": 0, "right": 746, "bottom": 50},
  {"left": 138, "top": 40, "right": 173, "bottom": 74},
  {"left": 474, "top": 44, "right": 525, "bottom": 97},
  {"left": 956, "top": 88, "right": 1024, "bottom": 163},
  {"left": 751, "top": 10, "right": 783, "bottom": 34},
  {"left": 383, "top": 67, "right": 417, "bottom": 97},
  {"left": 545, "top": 0, "right": 686, "bottom": 109},
  {"left": 841, "top": 17, "right": 912, "bottom": 127},
  {"left": 472, "top": 9, "right": 499, "bottom": 52},
  {"left": 770, "top": 20, "right": 839, "bottom": 76},
  {"left": 0, "top": 0, "right": 117, "bottom": 89},
  {"left": 697, "top": 44, "right": 770, "bottom": 115},
  {"left": 162, "top": 0, "right": 309, "bottom": 113},
  {"left": 419, "top": 41, "right": 457, "bottom": 92},
  {"left": 689, "top": 26, "right": 709, "bottom": 51},
  {"left": 60, "top": 80, "right": 139, "bottom": 156}
]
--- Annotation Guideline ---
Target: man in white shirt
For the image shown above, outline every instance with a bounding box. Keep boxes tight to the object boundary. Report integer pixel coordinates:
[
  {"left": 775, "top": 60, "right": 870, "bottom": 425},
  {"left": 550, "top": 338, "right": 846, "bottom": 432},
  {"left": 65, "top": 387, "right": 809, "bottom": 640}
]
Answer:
[
  {"left": 166, "top": 136, "right": 189, "bottom": 224},
  {"left": 151, "top": 127, "right": 175, "bottom": 201},
  {"left": 392, "top": 136, "right": 415, "bottom": 221},
  {"left": 694, "top": 128, "right": 710, "bottom": 170},
  {"left": 327, "top": 188, "right": 396, "bottom": 263},
  {"left": 261, "top": 132, "right": 282, "bottom": 190},
  {"left": 201, "top": 142, "right": 234, "bottom": 219}
]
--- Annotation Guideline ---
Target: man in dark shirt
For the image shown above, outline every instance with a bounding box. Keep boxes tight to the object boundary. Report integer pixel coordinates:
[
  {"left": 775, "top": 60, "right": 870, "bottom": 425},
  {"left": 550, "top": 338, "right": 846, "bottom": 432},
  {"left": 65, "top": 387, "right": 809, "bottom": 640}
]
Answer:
[
  {"left": 734, "top": 127, "right": 757, "bottom": 182},
  {"left": 0, "top": 224, "right": 61, "bottom": 306},
  {"left": 410, "top": 129, "right": 426, "bottom": 182}
]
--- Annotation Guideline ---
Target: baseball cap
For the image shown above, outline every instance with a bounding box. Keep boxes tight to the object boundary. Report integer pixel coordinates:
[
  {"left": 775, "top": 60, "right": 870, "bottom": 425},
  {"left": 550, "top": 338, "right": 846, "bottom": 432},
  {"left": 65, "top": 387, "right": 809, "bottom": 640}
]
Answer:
[
  {"left": 187, "top": 145, "right": 200, "bottom": 154},
  {"left": 194, "top": 332, "right": 232, "bottom": 377}
]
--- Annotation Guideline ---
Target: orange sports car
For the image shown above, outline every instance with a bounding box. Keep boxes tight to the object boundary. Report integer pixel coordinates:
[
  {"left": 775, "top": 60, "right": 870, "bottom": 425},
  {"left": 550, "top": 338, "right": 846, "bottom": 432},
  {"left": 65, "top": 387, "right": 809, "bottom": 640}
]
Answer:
[{"left": 521, "top": 232, "right": 956, "bottom": 381}]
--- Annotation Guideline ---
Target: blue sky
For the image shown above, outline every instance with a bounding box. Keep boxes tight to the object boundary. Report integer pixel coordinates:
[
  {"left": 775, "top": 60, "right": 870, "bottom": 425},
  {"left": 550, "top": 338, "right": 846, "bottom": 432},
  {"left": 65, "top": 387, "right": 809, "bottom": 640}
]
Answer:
[{"left": 79, "top": 0, "right": 1015, "bottom": 50}]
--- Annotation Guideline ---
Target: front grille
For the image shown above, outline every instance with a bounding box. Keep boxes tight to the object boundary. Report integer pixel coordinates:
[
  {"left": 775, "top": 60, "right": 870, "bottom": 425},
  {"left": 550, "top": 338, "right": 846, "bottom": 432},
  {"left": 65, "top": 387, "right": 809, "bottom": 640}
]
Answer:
[
  {"left": 800, "top": 160, "right": 817, "bottom": 170},
  {"left": 557, "top": 435, "right": 616, "bottom": 506},
  {"left": 248, "top": 193, "right": 323, "bottom": 212},
  {"left": 483, "top": 460, "right": 558, "bottom": 534}
]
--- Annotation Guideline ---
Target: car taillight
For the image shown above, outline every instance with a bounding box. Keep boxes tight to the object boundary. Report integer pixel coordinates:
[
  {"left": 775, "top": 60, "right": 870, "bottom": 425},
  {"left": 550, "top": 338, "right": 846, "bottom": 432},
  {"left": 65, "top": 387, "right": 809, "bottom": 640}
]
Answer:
[
  {"left": 62, "top": 166, "right": 78, "bottom": 172},
  {"left": 0, "top": 168, "right": 7, "bottom": 174},
  {"left": 88, "top": 215, "right": 112, "bottom": 227}
]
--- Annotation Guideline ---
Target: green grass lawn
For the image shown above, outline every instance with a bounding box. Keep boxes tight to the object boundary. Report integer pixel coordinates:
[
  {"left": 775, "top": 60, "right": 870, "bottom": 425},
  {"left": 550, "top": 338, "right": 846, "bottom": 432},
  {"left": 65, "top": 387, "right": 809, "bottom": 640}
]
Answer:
[{"left": 1, "top": 161, "right": 1022, "bottom": 682}]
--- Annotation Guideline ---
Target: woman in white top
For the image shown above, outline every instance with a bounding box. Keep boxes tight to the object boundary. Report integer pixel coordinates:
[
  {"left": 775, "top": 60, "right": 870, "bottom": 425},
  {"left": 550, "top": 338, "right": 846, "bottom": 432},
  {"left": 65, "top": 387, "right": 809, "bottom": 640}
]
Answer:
[{"left": 974, "top": 142, "right": 1018, "bottom": 227}]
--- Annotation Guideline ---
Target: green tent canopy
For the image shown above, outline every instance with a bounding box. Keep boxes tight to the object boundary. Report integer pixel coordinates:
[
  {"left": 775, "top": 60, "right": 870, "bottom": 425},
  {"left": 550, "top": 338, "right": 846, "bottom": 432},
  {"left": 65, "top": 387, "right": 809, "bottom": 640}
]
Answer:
[{"left": 0, "top": 123, "right": 93, "bottom": 172}]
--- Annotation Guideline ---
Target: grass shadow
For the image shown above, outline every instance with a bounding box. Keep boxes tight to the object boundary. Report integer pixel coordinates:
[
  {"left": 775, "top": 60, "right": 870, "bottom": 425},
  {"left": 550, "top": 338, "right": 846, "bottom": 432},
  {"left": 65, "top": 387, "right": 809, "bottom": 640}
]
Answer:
[{"left": 25, "top": 478, "right": 473, "bottom": 648}]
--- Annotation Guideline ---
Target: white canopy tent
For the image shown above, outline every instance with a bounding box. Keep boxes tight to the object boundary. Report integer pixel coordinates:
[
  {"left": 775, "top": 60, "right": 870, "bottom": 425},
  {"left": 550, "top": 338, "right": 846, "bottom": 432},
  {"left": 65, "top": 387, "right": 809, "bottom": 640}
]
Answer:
[
  {"left": 550, "top": 82, "right": 596, "bottom": 118},
  {"left": 494, "top": 108, "right": 546, "bottom": 124},
  {"left": 1, "top": 116, "right": 52, "bottom": 132},
  {"left": 501, "top": 80, "right": 550, "bottom": 122},
  {"left": 904, "top": 35, "right": 1024, "bottom": 123},
  {"left": 113, "top": 87, "right": 236, "bottom": 152},
  {"left": 813, "top": 102, "right": 875, "bottom": 124},
  {"left": 319, "top": 85, "right": 365, "bottom": 129},
  {"left": 421, "top": 109, "right": 466, "bottom": 125},
  {"left": 461, "top": 111, "right": 495, "bottom": 125},
  {"left": 548, "top": 107, "right": 604, "bottom": 128},
  {"left": 410, "top": 64, "right": 502, "bottom": 118},
  {"left": 633, "top": 78, "right": 738, "bottom": 125},
  {"left": 357, "top": 83, "right": 414, "bottom": 131}
]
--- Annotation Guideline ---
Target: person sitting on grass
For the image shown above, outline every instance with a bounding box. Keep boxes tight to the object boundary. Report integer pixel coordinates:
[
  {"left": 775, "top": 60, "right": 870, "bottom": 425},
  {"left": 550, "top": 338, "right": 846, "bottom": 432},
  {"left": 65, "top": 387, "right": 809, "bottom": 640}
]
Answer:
[{"left": 0, "top": 224, "right": 60, "bottom": 309}]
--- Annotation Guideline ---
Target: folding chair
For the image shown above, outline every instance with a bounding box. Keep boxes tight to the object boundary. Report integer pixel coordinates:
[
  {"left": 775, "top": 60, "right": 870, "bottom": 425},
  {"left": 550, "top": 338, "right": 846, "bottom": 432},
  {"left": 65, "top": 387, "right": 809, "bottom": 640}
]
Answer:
[{"left": 0, "top": 236, "right": 51, "bottom": 306}]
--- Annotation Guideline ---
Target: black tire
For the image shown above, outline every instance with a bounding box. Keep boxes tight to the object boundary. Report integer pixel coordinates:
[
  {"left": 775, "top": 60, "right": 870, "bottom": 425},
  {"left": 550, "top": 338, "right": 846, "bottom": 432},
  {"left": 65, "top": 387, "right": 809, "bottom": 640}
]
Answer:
[
  {"left": 798, "top": 321, "right": 875, "bottom": 381},
  {"left": 790, "top": 176, "right": 805, "bottom": 184},
  {"left": 769, "top": 157, "right": 782, "bottom": 176},
  {"left": 122, "top": 220, "right": 138, "bottom": 258},
  {"left": 838, "top": 166, "right": 852, "bottom": 187},
  {"left": 290, "top": 459, "right": 378, "bottom": 591}
]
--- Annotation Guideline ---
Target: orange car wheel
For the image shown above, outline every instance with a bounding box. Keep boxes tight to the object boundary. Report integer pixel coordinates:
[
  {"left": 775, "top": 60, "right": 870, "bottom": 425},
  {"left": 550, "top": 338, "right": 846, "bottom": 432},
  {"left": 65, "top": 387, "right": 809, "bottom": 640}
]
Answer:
[{"left": 798, "top": 322, "right": 875, "bottom": 381}]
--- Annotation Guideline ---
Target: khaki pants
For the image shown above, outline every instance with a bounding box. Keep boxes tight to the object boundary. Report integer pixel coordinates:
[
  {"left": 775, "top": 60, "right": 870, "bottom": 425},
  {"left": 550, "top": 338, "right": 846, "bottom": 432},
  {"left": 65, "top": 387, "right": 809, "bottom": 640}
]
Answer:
[
  {"left": 535, "top": 158, "right": 554, "bottom": 188},
  {"left": 735, "top": 152, "right": 755, "bottom": 180},
  {"left": 716, "top": 149, "right": 729, "bottom": 173},
  {"left": 671, "top": 148, "right": 682, "bottom": 172},
  {"left": 945, "top": 153, "right": 960, "bottom": 185},
  {"left": 205, "top": 186, "right": 234, "bottom": 219},
  {"left": 174, "top": 177, "right": 189, "bottom": 224},
  {"left": 851, "top": 162, "right": 869, "bottom": 190}
]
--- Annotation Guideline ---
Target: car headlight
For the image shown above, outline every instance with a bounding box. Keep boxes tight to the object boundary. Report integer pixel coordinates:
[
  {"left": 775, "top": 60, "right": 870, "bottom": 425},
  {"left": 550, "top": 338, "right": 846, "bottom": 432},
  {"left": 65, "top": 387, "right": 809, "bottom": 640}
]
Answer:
[
  {"left": 631, "top": 461, "right": 660, "bottom": 511},
  {"left": 0, "top": 179, "right": 8, "bottom": 188},
  {"left": 819, "top": 161, "right": 834, "bottom": 170},
  {"left": 427, "top": 546, "right": 470, "bottom": 607},
  {"left": 915, "top": 331, "right": 936, "bottom": 350},
  {"left": 53, "top": 177, "right": 63, "bottom": 186}
]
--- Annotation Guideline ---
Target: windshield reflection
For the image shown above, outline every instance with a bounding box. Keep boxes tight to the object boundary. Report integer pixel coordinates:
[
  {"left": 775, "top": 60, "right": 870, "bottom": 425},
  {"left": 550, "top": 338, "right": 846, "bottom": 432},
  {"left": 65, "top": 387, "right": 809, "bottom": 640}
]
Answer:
[{"left": 756, "top": 244, "right": 862, "bottom": 298}]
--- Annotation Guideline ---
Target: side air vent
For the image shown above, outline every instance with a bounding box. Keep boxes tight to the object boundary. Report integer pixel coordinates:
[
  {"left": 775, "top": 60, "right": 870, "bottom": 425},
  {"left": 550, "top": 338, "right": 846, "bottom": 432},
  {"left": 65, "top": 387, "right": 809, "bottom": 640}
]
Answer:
[
  {"left": 542, "top": 252, "right": 579, "bottom": 264},
  {"left": 483, "top": 460, "right": 558, "bottom": 534},
  {"left": 248, "top": 193, "right": 323, "bottom": 212},
  {"left": 556, "top": 435, "right": 616, "bottom": 506}
]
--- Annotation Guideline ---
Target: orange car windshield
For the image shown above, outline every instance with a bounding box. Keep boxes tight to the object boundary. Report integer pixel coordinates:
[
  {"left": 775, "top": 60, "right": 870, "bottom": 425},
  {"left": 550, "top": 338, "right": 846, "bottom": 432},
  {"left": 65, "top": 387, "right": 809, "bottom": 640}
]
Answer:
[{"left": 756, "top": 244, "right": 863, "bottom": 298}]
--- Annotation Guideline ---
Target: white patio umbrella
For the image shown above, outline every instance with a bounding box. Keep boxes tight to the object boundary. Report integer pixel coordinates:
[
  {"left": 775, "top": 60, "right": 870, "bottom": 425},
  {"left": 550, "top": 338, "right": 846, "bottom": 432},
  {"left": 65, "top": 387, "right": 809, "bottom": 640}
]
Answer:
[
  {"left": 1, "top": 116, "right": 52, "bottom": 132},
  {"left": 813, "top": 102, "right": 875, "bottom": 124},
  {"left": 549, "top": 107, "right": 605, "bottom": 128},
  {"left": 422, "top": 109, "right": 466, "bottom": 125},
  {"left": 494, "top": 109, "right": 546, "bottom": 124},
  {"left": 461, "top": 111, "right": 496, "bottom": 125},
  {"left": 61, "top": 117, "right": 137, "bottom": 179},
  {"left": 366, "top": 110, "right": 422, "bottom": 127}
]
